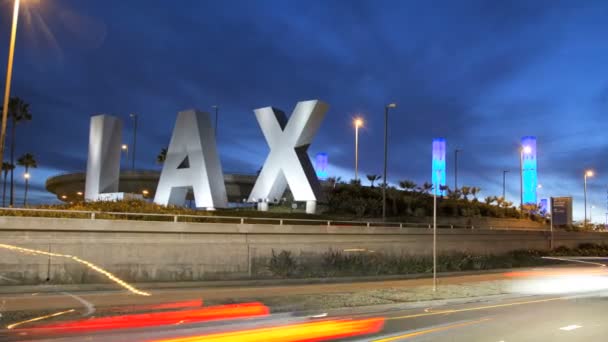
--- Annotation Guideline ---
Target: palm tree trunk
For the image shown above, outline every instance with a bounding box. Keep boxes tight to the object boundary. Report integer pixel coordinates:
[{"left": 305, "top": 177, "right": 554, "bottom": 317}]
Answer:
[
  {"left": 9, "top": 119, "right": 15, "bottom": 207},
  {"left": 23, "top": 166, "right": 29, "bottom": 207},
  {"left": 2, "top": 170, "right": 6, "bottom": 207}
]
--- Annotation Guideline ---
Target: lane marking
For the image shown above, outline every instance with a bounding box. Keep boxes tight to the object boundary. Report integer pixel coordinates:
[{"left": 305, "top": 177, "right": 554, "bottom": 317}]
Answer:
[
  {"left": 0, "top": 243, "right": 150, "bottom": 296},
  {"left": 372, "top": 318, "right": 491, "bottom": 341},
  {"left": 388, "top": 297, "right": 563, "bottom": 321},
  {"left": 542, "top": 256, "right": 606, "bottom": 267},
  {"left": 559, "top": 324, "right": 582, "bottom": 331},
  {"left": 61, "top": 292, "right": 96, "bottom": 316},
  {"left": 6, "top": 309, "right": 75, "bottom": 329}
]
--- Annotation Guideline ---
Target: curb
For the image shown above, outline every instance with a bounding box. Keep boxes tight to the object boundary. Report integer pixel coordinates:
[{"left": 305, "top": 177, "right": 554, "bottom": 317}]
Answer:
[{"left": 0, "top": 268, "right": 523, "bottom": 295}]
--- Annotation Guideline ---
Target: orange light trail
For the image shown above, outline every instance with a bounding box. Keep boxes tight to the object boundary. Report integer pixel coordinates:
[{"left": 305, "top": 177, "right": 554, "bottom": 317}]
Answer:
[
  {"left": 150, "top": 317, "right": 385, "bottom": 342},
  {"left": 27, "top": 302, "right": 269, "bottom": 334},
  {"left": 7, "top": 309, "right": 75, "bottom": 330},
  {"left": 0, "top": 243, "right": 150, "bottom": 296}
]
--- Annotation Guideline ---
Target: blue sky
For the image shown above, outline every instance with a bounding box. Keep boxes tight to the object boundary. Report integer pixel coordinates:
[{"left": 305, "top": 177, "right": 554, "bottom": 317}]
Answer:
[{"left": 0, "top": 0, "right": 607, "bottom": 222}]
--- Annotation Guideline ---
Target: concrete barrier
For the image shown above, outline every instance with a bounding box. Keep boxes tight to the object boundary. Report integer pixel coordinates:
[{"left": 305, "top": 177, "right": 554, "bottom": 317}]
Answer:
[{"left": 0, "top": 216, "right": 605, "bottom": 285}]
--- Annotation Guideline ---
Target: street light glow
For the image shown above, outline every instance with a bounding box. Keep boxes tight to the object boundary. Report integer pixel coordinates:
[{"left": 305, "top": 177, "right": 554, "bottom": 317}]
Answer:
[
  {"left": 77, "top": 191, "right": 83, "bottom": 196},
  {"left": 23, "top": 172, "right": 30, "bottom": 179},
  {"left": 386, "top": 103, "right": 397, "bottom": 108},
  {"left": 586, "top": 170, "right": 594, "bottom": 177},
  {"left": 121, "top": 144, "right": 128, "bottom": 150},
  {"left": 522, "top": 145, "right": 532, "bottom": 154},
  {"left": 142, "top": 189, "right": 149, "bottom": 195},
  {"left": 354, "top": 118, "right": 363, "bottom": 127}
]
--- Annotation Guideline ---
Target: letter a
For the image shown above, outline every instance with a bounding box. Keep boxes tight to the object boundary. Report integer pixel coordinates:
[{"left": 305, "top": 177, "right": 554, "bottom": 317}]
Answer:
[
  {"left": 248, "top": 100, "right": 328, "bottom": 209},
  {"left": 154, "top": 109, "right": 227, "bottom": 209}
]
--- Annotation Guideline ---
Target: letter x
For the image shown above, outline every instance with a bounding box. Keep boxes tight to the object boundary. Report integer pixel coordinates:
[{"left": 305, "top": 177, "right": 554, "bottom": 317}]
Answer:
[{"left": 248, "top": 100, "right": 328, "bottom": 202}]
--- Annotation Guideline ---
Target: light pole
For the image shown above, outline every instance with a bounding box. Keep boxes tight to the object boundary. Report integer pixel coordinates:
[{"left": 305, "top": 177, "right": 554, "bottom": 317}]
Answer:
[
  {"left": 129, "top": 113, "right": 138, "bottom": 170},
  {"left": 212, "top": 105, "right": 219, "bottom": 138},
  {"left": 354, "top": 118, "right": 363, "bottom": 181},
  {"left": 519, "top": 145, "right": 532, "bottom": 215},
  {"left": 433, "top": 170, "right": 438, "bottom": 292},
  {"left": 502, "top": 170, "right": 509, "bottom": 199},
  {"left": 591, "top": 205, "right": 595, "bottom": 224},
  {"left": 382, "top": 103, "right": 397, "bottom": 222},
  {"left": 454, "top": 149, "right": 461, "bottom": 191},
  {"left": 23, "top": 171, "right": 29, "bottom": 207},
  {"left": 0, "top": 0, "right": 21, "bottom": 185},
  {"left": 584, "top": 170, "right": 593, "bottom": 228},
  {"left": 121, "top": 144, "right": 128, "bottom": 168}
]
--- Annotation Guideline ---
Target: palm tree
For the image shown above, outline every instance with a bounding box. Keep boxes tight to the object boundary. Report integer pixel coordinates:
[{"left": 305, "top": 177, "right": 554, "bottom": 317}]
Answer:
[
  {"left": 0, "top": 98, "right": 32, "bottom": 207},
  {"left": 461, "top": 186, "right": 471, "bottom": 201},
  {"left": 422, "top": 182, "right": 433, "bottom": 194},
  {"left": 17, "top": 153, "right": 37, "bottom": 206},
  {"left": 1, "top": 162, "right": 14, "bottom": 207},
  {"left": 326, "top": 177, "right": 337, "bottom": 189},
  {"left": 156, "top": 147, "right": 168, "bottom": 164},
  {"left": 398, "top": 180, "right": 417, "bottom": 192},
  {"left": 366, "top": 174, "right": 381, "bottom": 187},
  {"left": 471, "top": 186, "right": 480, "bottom": 200},
  {"left": 484, "top": 196, "right": 494, "bottom": 205}
]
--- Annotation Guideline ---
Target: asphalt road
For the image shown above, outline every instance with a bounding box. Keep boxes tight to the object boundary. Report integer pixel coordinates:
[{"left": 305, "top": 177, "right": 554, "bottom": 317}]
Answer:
[{"left": 354, "top": 292, "right": 608, "bottom": 341}]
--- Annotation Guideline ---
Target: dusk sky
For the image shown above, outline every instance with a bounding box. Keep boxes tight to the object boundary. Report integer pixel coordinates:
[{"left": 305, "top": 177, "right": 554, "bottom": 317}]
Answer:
[{"left": 0, "top": 0, "right": 607, "bottom": 222}]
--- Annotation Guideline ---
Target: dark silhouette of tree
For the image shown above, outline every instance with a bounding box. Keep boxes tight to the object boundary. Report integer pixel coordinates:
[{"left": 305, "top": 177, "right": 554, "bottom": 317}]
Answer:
[
  {"left": 17, "top": 153, "right": 37, "bottom": 206},
  {"left": 366, "top": 174, "right": 381, "bottom": 187},
  {"left": 156, "top": 147, "right": 167, "bottom": 164},
  {"left": 0, "top": 97, "right": 32, "bottom": 206},
  {"left": 1, "top": 162, "right": 14, "bottom": 207},
  {"left": 398, "top": 180, "right": 417, "bottom": 192}
]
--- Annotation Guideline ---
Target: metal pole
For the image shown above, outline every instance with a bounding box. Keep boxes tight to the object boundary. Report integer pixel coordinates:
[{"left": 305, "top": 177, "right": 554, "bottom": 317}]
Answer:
[
  {"left": 550, "top": 197, "right": 554, "bottom": 249},
  {"left": 130, "top": 113, "right": 137, "bottom": 170},
  {"left": 382, "top": 106, "right": 388, "bottom": 222},
  {"left": 454, "top": 149, "right": 459, "bottom": 191},
  {"left": 433, "top": 171, "right": 437, "bottom": 292},
  {"left": 502, "top": 170, "right": 508, "bottom": 199},
  {"left": 213, "top": 105, "right": 219, "bottom": 139},
  {"left": 355, "top": 123, "right": 359, "bottom": 181},
  {"left": 519, "top": 149, "right": 524, "bottom": 216},
  {"left": 0, "top": 0, "right": 20, "bottom": 193},
  {"left": 584, "top": 174, "right": 588, "bottom": 228}
]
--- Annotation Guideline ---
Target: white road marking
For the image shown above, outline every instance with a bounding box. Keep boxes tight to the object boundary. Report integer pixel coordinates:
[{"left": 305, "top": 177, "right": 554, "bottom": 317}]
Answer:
[
  {"left": 61, "top": 292, "right": 96, "bottom": 316},
  {"left": 559, "top": 324, "right": 582, "bottom": 331}
]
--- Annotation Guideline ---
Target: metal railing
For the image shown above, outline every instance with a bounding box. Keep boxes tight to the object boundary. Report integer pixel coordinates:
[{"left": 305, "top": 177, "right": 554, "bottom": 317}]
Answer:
[{"left": 0, "top": 207, "right": 551, "bottom": 231}]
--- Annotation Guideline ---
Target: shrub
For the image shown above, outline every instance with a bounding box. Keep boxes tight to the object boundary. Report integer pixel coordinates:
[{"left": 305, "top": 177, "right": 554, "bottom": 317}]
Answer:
[{"left": 268, "top": 250, "right": 296, "bottom": 278}]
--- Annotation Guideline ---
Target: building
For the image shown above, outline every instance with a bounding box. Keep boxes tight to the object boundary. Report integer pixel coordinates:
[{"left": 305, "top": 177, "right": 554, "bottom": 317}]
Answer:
[{"left": 521, "top": 136, "right": 538, "bottom": 204}]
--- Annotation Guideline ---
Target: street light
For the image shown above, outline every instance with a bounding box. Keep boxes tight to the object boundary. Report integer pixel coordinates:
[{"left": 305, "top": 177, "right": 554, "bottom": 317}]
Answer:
[
  {"left": 212, "top": 105, "right": 219, "bottom": 138},
  {"left": 23, "top": 172, "right": 29, "bottom": 179},
  {"left": 353, "top": 118, "right": 363, "bottom": 181},
  {"left": 433, "top": 170, "right": 439, "bottom": 292},
  {"left": 382, "top": 103, "right": 397, "bottom": 222},
  {"left": 129, "top": 113, "right": 138, "bottom": 170},
  {"left": 584, "top": 170, "right": 593, "bottom": 227},
  {"left": 121, "top": 144, "right": 128, "bottom": 167},
  {"left": 0, "top": 0, "right": 22, "bottom": 184},
  {"left": 502, "top": 170, "right": 509, "bottom": 199},
  {"left": 454, "top": 149, "right": 461, "bottom": 191},
  {"left": 519, "top": 145, "right": 532, "bottom": 215}
]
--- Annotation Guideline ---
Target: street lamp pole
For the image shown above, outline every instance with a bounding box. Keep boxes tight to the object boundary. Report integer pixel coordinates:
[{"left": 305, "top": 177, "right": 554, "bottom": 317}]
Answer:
[
  {"left": 354, "top": 118, "right": 363, "bottom": 181},
  {"left": 0, "top": 0, "right": 21, "bottom": 180},
  {"left": 212, "top": 105, "right": 219, "bottom": 138},
  {"left": 584, "top": 170, "right": 593, "bottom": 228},
  {"left": 130, "top": 113, "right": 138, "bottom": 170},
  {"left": 433, "top": 170, "right": 438, "bottom": 292},
  {"left": 454, "top": 149, "right": 461, "bottom": 191},
  {"left": 382, "top": 103, "right": 396, "bottom": 222},
  {"left": 502, "top": 170, "right": 509, "bottom": 199}
]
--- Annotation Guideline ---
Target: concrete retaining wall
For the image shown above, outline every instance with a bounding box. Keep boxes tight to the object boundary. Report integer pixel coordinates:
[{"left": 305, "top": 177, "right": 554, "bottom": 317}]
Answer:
[{"left": 0, "top": 216, "right": 605, "bottom": 285}]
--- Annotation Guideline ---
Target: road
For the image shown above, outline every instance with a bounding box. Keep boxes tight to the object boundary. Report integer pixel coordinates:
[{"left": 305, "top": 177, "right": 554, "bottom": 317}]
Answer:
[{"left": 352, "top": 292, "right": 608, "bottom": 341}]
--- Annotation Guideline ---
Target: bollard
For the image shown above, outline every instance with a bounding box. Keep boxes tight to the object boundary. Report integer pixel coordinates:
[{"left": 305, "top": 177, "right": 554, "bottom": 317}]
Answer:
[
  {"left": 450, "top": 224, "right": 453, "bottom": 229},
  {"left": 91, "top": 212, "right": 96, "bottom": 220},
  {"left": 240, "top": 218, "right": 245, "bottom": 224},
  {"left": 327, "top": 221, "right": 331, "bottom": 226},
  {"left": 399, "top": 223, "right": 403, "bottom": 228},
  {"left": 173, "top": 215, "right": 178, "bottom": 223},
  {"left": 280, "top": 219, "right": 283, "bottom": 226},
  {"left": 366, "top": 222, "right": 370, "bottom": 227}
]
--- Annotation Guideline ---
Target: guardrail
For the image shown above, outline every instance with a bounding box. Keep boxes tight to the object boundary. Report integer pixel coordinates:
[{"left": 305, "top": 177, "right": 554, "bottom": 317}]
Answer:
[{"left": 0, "top": 207, "right": 550, "bottom": 231}]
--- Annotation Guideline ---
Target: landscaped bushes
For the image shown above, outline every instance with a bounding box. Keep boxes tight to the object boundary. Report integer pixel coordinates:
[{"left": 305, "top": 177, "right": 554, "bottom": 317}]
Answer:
[{"left": 265, "top": 243, "right": 607, "bottom": 278}]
